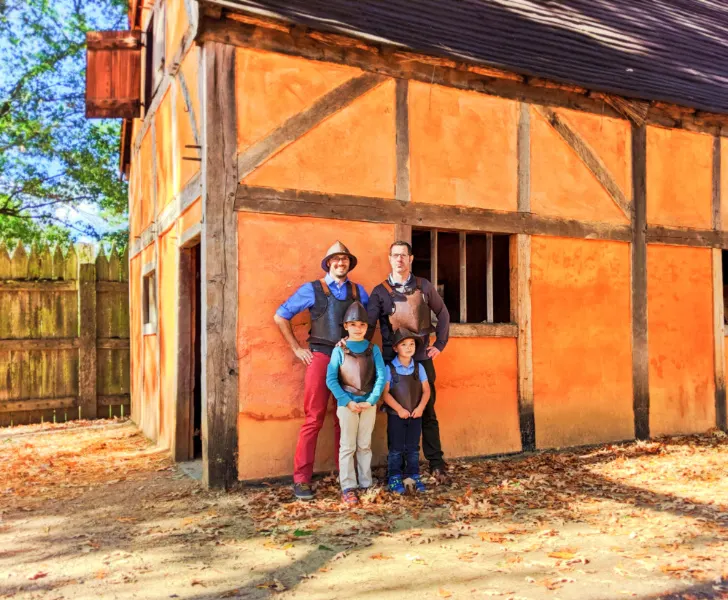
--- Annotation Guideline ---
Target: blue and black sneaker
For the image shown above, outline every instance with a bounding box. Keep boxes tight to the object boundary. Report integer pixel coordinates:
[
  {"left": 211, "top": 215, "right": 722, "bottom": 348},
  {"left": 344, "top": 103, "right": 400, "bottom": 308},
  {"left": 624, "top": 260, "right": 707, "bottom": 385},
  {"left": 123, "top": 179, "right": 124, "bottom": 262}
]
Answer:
[
  {"left": 410, "top": 474, "right": 426, "bottom": 493},
  {"left": 388, "top": 475, "right": 405, "bottom": 495}
]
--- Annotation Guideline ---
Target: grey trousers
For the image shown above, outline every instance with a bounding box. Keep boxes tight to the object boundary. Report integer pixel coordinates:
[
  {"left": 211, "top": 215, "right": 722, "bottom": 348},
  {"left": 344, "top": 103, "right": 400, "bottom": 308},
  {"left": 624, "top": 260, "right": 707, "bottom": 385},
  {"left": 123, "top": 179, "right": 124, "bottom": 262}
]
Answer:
[{"left": 336, "top": 404, "right": 377, "bottom": 491}]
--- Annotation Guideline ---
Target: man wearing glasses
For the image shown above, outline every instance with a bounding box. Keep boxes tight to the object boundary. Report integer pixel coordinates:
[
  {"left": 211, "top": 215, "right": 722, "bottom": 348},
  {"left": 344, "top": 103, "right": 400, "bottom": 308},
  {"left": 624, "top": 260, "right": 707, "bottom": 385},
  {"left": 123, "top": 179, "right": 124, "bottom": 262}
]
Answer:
[
  {"left": 274, "top": 241, "right": 369, "bottom": 500},
  {"left": 366, "top": 240, "right": 451, "bottom": 483}
]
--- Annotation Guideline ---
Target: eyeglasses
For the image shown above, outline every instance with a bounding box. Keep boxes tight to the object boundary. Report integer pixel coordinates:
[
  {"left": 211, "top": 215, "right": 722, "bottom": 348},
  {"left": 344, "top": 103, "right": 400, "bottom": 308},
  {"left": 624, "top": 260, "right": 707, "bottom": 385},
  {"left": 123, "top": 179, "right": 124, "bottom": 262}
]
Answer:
[{"left": 390, "top": 253, "right": 410, "bottom": 260}]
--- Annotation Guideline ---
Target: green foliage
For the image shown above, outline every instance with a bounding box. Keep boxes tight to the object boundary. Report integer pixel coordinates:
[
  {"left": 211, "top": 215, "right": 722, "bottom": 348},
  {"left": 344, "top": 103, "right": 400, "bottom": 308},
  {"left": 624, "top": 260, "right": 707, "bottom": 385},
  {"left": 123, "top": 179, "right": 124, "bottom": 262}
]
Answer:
[{"left": 0, "top": 0, "right": 129, "bottom": 242}]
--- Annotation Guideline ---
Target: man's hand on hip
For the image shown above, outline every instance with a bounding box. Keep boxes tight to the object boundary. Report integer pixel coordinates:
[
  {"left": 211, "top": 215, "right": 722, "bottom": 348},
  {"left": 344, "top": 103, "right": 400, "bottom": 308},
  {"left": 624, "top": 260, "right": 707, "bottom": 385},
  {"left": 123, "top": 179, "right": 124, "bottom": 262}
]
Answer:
[
  {"left": 426, "top": 345, "right": 441, "bottom": 359},
  {"left": 294, "top": 347, "right": 314, "bottom": 365}
]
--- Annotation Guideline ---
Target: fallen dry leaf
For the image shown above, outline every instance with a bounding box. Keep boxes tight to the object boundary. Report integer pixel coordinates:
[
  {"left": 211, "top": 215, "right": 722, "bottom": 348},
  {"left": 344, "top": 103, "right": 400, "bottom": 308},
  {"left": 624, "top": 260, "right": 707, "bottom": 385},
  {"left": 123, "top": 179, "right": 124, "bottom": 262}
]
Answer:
[
  {"left": 27, "top": 572, "right": 48, "bottom": 580},
  {"left": 437, "top": 589, "right": 453, "bottom": 598}
]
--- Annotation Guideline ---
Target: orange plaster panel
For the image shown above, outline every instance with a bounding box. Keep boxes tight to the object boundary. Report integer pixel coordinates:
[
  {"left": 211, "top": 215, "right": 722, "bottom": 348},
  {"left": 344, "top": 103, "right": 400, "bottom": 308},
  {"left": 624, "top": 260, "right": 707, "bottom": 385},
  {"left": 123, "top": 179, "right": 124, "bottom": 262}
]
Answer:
[
  {"left": 646, "top": 127, "right": 712, "bottom": 229},
  {"left": 435, "top": 338, "right": 521, "bottom": 457},
  {"left": 175, "top": 50, "right": 200, "bottom": 193},
  {"left": 647, "top": 245, "right": 715, "bottom": 435},
  {"left": 130, "top": 256, "right": 142, "bottom": 424},
  {"left": 553, "top": 108, "right": 632, "bottom": 200},
  {"left": 139, "top": 130, "right": 154, "bottom": 230},
  {"left": 165, "top": 0, "right": 189, "bottom": 63},
  {"left": 129, "top": 155, "right": 142, "bottom": 239},
  {"left": 244, "top": 80, "right": 396, "bottom": 199},
  {"left": 531, "top": 237, "right": 633, "bottom": 448},
  {"left": 409, "top": 81, "right": 518, "bottom": 211},
  {"left": 235, "top": 48, "right": 360, "bottom": 152},
  {"left": 236, "top": 213, "right": 394, "bottom": 479},
  {"left": 179, "top": 198, "right": 201, "bottom": 235},
  {"left": 531, "top": 109, "right": 628, "bottom": 224},
  {"left": 154, "top": 90, "right": 174, "bottom": 212},
  {"left": 141, "top": 333, "right": 159, "bottom": 442},
  {"left": 157, "top": 229, "right": 178, "bottom": 451}
]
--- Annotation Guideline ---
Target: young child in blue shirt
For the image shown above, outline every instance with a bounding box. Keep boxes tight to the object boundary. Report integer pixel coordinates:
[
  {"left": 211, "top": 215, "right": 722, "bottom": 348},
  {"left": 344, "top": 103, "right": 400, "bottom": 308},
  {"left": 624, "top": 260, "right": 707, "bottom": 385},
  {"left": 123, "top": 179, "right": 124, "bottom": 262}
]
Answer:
[
  {"left": 326, "top": 301, "right": 386, "bottom": 506},
  {"left": 382, "top": 328, "right": 431, "bottom": 494}
]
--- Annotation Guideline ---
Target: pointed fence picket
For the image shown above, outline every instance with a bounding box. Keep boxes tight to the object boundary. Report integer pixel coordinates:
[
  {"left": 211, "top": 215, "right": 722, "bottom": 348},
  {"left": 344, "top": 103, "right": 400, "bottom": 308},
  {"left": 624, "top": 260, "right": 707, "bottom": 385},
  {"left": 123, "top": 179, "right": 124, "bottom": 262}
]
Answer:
[{"left": 0, "top": 242, "right": 130, "bottom": 426}]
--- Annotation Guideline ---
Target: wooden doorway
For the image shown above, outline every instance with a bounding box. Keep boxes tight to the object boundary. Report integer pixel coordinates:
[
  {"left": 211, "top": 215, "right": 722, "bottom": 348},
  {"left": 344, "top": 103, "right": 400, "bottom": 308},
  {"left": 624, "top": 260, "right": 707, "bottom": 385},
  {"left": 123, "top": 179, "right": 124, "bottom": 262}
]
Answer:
[{"left": 175, "top": 240, "right": 202, "bottom": 461}]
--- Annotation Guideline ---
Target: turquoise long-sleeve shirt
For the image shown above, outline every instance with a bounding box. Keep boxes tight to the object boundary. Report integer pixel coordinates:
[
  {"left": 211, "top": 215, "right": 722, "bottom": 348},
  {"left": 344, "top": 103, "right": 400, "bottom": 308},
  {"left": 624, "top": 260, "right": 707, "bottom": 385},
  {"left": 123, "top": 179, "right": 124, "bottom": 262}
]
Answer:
[{"left": 326, "top": 340, "right": 386, "bottom": 407}]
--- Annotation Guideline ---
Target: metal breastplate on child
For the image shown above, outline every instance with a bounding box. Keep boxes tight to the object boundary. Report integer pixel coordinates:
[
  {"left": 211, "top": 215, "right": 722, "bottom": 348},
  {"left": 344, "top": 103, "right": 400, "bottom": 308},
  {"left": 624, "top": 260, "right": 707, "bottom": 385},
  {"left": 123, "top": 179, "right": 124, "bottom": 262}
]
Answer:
[
  {"left": 308, "top": 279, "right": 358, "bottom": 347},
  {"left": 388, "top": 364, "right": 423, "bottom": 413},
  {"left": 339, "top": 345, "right": 375, "bottom": 396},
  {"left": 382, "top": 278, "right": 434, "bottom": 337}
]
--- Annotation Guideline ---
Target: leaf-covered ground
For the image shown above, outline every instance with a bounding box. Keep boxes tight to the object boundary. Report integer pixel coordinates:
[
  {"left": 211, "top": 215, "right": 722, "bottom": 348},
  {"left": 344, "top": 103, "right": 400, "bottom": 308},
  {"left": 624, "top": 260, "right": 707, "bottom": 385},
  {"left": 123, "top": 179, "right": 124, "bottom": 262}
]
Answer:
[{"left": 1, "top": 420, "right": 728, "bottom": 599}]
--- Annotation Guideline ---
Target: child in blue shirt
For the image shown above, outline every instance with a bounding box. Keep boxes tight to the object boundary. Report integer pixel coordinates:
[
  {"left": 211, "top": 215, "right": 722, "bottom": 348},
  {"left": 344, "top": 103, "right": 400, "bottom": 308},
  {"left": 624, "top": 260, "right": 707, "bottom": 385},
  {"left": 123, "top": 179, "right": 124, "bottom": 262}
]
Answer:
[
  {"left": 326, "top": 301, "right": 386, "bottom": 506},
  {"left": 382, "top": 328, "right": 431, "bottom": 494}
]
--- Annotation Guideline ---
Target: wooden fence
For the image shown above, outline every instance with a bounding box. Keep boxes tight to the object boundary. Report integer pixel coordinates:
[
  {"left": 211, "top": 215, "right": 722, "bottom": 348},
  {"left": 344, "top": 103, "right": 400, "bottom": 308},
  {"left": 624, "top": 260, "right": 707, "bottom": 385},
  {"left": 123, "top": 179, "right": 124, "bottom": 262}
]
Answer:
[{"left": 0, "top": 241, "right": 130, "bottom": 426}]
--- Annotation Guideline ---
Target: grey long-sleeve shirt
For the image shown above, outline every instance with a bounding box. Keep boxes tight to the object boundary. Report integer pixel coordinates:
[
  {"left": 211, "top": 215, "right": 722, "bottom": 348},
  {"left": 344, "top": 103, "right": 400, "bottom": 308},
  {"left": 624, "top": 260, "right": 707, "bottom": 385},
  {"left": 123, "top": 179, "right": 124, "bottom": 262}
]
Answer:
[{"left": 366, "top": 274, "right": 450, "bottom": 362}]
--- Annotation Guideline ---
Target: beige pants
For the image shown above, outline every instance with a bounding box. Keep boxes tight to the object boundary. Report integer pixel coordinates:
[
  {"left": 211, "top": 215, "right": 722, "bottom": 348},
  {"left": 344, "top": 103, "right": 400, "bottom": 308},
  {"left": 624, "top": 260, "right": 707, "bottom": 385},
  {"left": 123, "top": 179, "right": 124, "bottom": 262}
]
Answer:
[{"left": 336, "top": 404, "right": 377, "bottom": 491}]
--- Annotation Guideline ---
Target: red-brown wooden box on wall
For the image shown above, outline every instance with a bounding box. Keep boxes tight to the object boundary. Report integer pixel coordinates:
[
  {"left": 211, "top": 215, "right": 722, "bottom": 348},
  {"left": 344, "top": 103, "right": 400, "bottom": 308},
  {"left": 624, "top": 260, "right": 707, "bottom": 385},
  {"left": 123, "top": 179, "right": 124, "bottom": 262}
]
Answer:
[{"left": 85, "top": 30, "right": 142, "bottom": 119}]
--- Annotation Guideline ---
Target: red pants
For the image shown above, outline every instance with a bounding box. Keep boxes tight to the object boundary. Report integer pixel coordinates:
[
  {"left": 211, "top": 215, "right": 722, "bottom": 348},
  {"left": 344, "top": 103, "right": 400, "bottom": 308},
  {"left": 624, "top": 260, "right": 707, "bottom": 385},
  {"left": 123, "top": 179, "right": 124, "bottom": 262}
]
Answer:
[{"left": 293, "top": 351, "right": 341, "bottom": 483}]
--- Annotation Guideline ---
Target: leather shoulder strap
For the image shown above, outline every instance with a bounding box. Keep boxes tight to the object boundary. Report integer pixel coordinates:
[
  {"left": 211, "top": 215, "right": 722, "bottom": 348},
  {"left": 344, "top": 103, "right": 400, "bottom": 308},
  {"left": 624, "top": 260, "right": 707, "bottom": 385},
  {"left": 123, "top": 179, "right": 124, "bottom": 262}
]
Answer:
[
  {"left": 318, "top": 278, "right": 331, "bottom": 296},
  {"left": 414, "top": 277, "right": 423, "bottom": 291},
  {"left": 349, "top": 281, "right": 359, "bottom": 301},
  {"left": 388, "top": 362, "right": 398, "bottom": 383},
  {"left": 381, "top": 280, "right": 394, "bottom": 296}
]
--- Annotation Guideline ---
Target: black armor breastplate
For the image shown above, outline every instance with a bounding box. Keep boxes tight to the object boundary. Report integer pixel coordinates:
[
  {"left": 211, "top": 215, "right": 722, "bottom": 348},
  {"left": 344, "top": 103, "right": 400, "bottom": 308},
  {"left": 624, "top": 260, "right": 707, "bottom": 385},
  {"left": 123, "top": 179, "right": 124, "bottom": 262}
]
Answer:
[{"left": 308, "top": 279, "right": 358, "bottom": 347}]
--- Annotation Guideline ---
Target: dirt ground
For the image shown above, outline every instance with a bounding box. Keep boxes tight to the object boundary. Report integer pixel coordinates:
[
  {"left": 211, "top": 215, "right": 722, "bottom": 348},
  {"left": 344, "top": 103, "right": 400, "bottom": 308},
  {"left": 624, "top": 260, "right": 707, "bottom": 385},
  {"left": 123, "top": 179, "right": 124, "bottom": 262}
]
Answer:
[{"left": 1, "top": 420, "right": 728, "bottom": 600}]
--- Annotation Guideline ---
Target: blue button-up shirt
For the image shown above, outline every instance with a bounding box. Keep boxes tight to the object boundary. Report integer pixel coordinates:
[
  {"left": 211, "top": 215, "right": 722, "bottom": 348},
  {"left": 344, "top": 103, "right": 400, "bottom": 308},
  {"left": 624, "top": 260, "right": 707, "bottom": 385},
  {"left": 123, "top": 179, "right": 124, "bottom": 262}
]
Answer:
[
  {"left": 386, "top": 356, "right": 428, "bottom": 384},
  {"left": 276, "top": 273, "right": 369, "bottom": 320}
]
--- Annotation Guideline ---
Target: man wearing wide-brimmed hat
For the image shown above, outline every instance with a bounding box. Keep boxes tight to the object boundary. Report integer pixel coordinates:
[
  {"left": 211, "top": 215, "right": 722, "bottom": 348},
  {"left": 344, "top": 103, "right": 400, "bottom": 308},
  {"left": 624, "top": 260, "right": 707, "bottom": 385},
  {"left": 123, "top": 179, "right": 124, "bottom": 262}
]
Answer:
[{"left": 274, "top": 241, "right": 369, "bottom": 500}]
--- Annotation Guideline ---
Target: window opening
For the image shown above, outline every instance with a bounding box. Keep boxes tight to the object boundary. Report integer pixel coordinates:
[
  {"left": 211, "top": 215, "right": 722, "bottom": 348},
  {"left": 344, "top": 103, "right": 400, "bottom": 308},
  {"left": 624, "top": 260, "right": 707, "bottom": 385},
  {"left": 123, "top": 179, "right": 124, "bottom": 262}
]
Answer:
[
  {"left": 412, "top": 228, "right": 511, "bottom": 324},
  {"left": 143, "top": 270, "right": 157, "bottom": 329}
]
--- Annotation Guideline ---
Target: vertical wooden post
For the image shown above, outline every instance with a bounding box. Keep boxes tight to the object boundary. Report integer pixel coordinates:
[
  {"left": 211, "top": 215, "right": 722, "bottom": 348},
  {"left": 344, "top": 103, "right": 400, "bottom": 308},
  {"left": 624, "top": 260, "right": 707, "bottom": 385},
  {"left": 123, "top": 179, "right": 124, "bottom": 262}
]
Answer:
[
  {"left": 78, "top": 261, "right": 97, "bottom": 419},
  {"left": 175, "top": 247, "right": 194, "bottom": 461},
  {"left": 517, "top": 102, "right": 531, "bottom": 213},
  {"left": 513, "top": 234, "right": 535, "bottom": 450},
  {"left": 515, "top": 102, "right": 535, "bottom": 450},
  {"left": 430, "top": 229, "right": 438, "bottom": 289},
  {"left": 459, "top": 232, "right": 467, "bottom": 323},
  {"left": 395, "top": 78, "right": 410, "bottom": 204},
  {"left": 202, "top": 41, "right": 239, "bottom": 489},
  {"left": 631, "top": 124, "right": 650, "bottom": 440},
  {"left": 712, "top": 136, "right": 726, "bottom": 431}
]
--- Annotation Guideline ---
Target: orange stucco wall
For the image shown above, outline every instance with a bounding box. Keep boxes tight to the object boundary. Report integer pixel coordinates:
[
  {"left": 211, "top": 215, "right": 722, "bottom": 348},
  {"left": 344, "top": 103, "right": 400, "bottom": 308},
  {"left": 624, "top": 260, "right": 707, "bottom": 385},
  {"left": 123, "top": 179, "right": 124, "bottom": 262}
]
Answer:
[
  {"left": 409, "top": 81, "right": 518, "bottom": 211},
  {"left": 154, "top": 90, "right": 174, "bottom": 212},
  {"left": 647, "top": 245, "right": 715, "bottom": 435},
  {"left": 646, "top": 127, "right": 712, "bottom": 229},
  {"left": 235, "top": 48, "right": 360, "bottom": 154},
  {"left": 435, "top": 337, "right": 521, "bottom": 456},
  {"left": 174, "top": 49, "right": 200, "bottom": 193},
  {"left": 139, "top": 129, "right": 154, "bottom": 231},
  {"left": 530, "top": 108, "right": 630, "bottom": 224},
  {"left": 236, "top": 213, "right": 393, "bottom": 479},
  {"left": 531, "top": 236, "right": 634, "bottom": 448},
  {"left": 140, "top": 333, "right": 159, "bottom": 441},
  {"left": 129, "top": 255, "right": 142, "bottom": 424},
  {"left": 244, "top": 79, "right": 397, "bottom": 198},
  {"left": 179, "top": 197, "right": 201, "bottom": 235},
  {"left": 157, "top": 228, "right": 179, "bottom": 451},
  {"left": 165, "top": 0, "right": 189, "bottom": 64}
]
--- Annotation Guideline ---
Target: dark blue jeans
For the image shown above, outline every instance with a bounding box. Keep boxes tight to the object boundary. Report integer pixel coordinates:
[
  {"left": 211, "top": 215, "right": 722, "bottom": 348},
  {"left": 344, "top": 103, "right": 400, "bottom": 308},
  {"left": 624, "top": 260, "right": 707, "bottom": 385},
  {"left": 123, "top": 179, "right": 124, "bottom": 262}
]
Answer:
[{"left": 387, "top": 413, "right": 422, "bottom": 478}]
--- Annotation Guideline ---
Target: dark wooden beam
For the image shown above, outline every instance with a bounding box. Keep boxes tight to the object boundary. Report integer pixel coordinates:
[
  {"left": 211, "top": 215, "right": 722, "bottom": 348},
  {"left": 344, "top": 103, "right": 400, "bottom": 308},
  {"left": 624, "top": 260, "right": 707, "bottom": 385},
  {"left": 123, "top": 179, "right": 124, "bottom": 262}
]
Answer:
[
  {"left": 177, "top": 68, "right": 202, "bottom": 147},
  {"left": 235, "top": 185, "right": 633, "bottom": 243},
  {"left": 535, "top": 106, "right": 631, "bottom": 220},
  {"left": 632, "top": 124, "right": 650, "bottom": 440},
  {"left": 202, "top": 41, "right": 239, "bottom": 489},
  {"left": 645, "top": 226, "right": 728, "bottom": 248},
  {"left": 713, "top": 135, "right": 727, "bottom": 431},
  {"left": 237, "top": 73, "right": 386, "bottom": 180},
  {"left": 713, "top": 249, "right": 727, "bottom": 431},
  {"left": 175, "top": 246, "right": 195, "bottom": 462},
  {"left": 517, "top": 103, "right": 531, "bottom": 213},
  {"left": 512, "top": 234, "right": 535, "bottom": 451},
  {"left": 395, "top": 78, "right": 410, "bottom": 203}
]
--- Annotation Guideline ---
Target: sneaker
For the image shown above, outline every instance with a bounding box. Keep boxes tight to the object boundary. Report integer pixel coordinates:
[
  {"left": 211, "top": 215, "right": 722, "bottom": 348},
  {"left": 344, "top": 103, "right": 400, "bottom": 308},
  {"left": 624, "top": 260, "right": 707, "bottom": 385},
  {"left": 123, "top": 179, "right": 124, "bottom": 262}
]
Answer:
[
  {"left": 341, "top": 488, "right": 359, "bottom": 507},
  {"left": 410, "top": 474, "right": 426, "bottom": 493},
  {"left": 431, "top": 467, "right": 450, "bottom": 485},
  {"left": 293, "top": 482, "right": 314, "bottom": 501},
  {"left": 388, "top": 475, "right": 405, "bottom": 495}
]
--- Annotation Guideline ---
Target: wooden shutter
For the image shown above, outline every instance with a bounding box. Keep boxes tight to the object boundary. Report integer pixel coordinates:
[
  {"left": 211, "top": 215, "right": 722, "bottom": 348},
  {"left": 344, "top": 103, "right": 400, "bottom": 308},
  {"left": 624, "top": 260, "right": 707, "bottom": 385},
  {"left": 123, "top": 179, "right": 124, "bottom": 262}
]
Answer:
[{"left": 85, "top": 30, "right": 142, "bottom": 119}]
